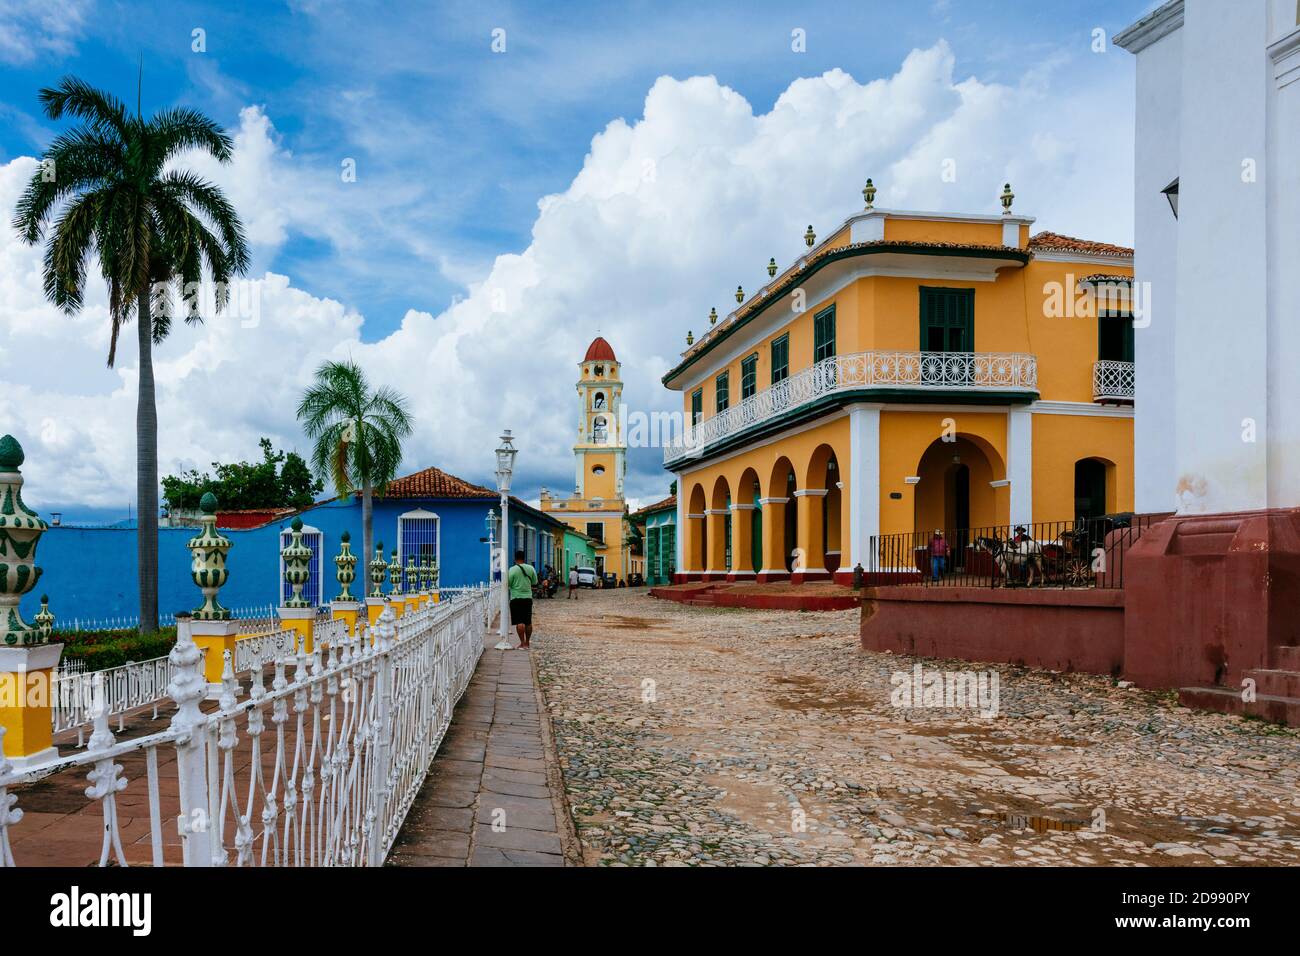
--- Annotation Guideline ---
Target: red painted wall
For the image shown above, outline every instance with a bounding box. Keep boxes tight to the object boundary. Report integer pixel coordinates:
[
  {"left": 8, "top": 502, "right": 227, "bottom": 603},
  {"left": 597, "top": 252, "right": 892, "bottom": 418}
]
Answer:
[{"left": 860, "top": 586, "right": 1125, "bottom": 676}]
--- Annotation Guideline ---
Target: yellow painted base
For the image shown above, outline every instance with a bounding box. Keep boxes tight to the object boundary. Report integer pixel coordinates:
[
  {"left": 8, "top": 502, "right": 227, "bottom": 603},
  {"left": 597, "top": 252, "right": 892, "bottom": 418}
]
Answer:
[
  {"left": 405, "top": 596, "right": 421, "bottom": 614},
  {"left": 192, "top": 633, "right": 239, "bottom": 685},
  {"left": 0, "top": 667, "right": 55, "bottom": 759},
  {"left": 389, "top": 599, "right": 405, "bottom": 619},
  {"left": 279, "top": 616, "right": 315, "bottom": 654},
  {"left": 332, "top": 605, "right": 359, "bottom": 637},
  {"left": 431, "top": 591, "right": 440, "bottom": 604}
]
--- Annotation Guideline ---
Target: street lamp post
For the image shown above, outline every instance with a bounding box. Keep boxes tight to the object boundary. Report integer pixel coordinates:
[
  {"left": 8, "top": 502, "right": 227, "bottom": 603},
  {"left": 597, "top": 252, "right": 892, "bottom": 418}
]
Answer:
[
  {"left": 493, "top": 430, "right": 517, "bottom": 649},
  {"left": 485, "top": 507, "right": 497, "bottom": 587}
]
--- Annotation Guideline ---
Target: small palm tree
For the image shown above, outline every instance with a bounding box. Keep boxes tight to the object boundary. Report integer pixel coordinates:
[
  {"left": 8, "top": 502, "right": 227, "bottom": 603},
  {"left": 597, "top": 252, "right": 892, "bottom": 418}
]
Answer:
[
  {"left": 13, "top": 76, "right": 249, "bottom": 633},
  {"left": 298, "top": 360, "right": 413, "bottom": 566}
]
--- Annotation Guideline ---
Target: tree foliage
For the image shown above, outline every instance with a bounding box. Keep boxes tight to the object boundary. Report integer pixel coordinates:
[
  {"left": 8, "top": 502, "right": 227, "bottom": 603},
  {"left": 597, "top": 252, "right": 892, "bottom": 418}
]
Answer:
[{"left": 162, "top": 438, "right": 322, "bottom": 513}]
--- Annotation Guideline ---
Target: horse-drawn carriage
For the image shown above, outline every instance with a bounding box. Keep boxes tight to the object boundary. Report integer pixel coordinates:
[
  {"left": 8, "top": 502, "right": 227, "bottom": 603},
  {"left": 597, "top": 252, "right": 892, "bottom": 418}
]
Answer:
[{"left": 973, "top": 522, "right": 1100, "bottom": 588}]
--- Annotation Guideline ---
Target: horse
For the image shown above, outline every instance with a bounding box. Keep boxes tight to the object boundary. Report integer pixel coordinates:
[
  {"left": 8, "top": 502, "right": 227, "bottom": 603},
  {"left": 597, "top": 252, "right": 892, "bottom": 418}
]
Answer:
[{"left": 975, "top": 533, "right": 1046, "bottom": 587}]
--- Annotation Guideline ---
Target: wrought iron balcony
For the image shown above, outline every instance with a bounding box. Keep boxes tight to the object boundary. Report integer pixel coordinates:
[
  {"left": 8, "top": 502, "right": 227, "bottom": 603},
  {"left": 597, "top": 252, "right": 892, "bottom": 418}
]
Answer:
[
  {"left": 1092, "top": 360, "right": 1135, "bottom": 403},
  {"left": 664, "top": 349, "right": 1038, "bottom": 466}
]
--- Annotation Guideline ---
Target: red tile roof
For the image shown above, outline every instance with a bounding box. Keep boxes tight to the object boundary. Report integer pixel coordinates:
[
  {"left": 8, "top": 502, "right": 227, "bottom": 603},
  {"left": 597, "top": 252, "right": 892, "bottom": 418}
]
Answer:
[
  {"left": 584, "top": 336, "right": 617, "bottom": 362},
  {"left": 216, "top": 507, "right": 295, "bottom": 530},
  {"left": 632, "top": 494, "right": 676, "bottom": 518},
  {"left": 382, "top": 466, "right": 496, "bottom": 499},
  {"left": 1029, "top": 232, "right": 1133, "bottom": 258}
]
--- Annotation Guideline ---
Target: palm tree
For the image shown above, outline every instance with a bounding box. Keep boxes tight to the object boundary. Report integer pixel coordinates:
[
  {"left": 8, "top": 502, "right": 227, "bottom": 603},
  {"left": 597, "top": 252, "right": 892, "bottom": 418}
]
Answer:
[
  {"left": 13, "top": 76, "right": 250, "bottom": 633},
  {"left": 298, "top": 360, "right": 413, "bottom": 567}
]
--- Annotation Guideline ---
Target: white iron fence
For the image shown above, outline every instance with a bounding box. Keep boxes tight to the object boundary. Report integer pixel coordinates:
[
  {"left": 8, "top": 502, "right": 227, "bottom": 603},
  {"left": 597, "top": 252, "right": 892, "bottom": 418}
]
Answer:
[
  {"left": 665, "top": 349, "right": 1038, "bottom": 465},
  {"left": 51, "top": 651, "right": 208, "bottom": 746},
  {"left": 1, "top": 584, "right": 495, "bottom": 868}
]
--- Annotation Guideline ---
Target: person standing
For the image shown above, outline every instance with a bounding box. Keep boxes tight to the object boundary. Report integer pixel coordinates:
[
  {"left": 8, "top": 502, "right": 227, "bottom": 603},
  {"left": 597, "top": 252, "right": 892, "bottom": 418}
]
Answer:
[
  {"left": 568, "top": 565, "right": 579, "bottom": 599},
  {"left": 928, "top": 530, "right": 949, "bottom": 582},
  {"left": 507, "top": 550, "right": 539, "bottom": 649}
]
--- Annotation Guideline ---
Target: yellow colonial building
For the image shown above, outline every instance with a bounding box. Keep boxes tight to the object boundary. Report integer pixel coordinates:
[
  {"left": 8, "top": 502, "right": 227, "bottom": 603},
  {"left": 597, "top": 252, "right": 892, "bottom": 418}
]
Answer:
[
  {"left": 662, "top": 182, "right": 1136, "bottom": 584},
  {"left": 541, "top": 337, "right": 637, "bottom": 583}
]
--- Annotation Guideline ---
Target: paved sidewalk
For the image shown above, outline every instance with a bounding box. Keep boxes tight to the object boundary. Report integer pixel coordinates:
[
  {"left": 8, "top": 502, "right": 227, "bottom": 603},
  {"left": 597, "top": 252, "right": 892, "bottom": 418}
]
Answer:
[{"left": 387, "top": 627, "right": 573, "bottom": 867}]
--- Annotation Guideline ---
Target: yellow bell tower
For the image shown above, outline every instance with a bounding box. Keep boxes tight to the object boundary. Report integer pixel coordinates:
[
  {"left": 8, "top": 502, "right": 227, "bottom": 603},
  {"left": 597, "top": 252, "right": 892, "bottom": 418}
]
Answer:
[{"left": 540, "top": 336, "right": 630, "bottom": 582}]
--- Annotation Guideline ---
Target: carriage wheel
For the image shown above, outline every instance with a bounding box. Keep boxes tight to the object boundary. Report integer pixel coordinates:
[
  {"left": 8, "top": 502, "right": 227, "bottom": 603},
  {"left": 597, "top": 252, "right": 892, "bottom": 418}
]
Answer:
[{"left": 1065, "top": 558, "right": 1092, "bottom": 587}]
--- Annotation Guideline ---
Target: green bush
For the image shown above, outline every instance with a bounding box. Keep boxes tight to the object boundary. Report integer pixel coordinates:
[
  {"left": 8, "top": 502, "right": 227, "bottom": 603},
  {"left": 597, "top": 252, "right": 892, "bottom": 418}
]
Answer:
[{"left": 55, "top": 627, "right": 179, "bottom": 671}]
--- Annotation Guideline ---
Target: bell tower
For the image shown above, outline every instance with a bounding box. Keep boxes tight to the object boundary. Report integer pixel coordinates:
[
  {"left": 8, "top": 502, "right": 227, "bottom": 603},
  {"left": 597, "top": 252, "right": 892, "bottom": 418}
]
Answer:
[
  {"left": 540, "top": 335, "right": 630, "bottom": 582},
  {"left": 573, "top": 336, "right": 625, "bottom": 500}
]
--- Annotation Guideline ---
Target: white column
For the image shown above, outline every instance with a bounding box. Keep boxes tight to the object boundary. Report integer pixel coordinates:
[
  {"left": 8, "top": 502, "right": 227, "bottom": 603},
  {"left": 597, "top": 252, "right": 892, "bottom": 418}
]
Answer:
[
  {"left": 847, "top": 404, "right": 881, "bottom": 569},
  {"left": 1007, "top": 406, "right": 1034, "bottom": 525},
  {"left": 675, "top": 476, "right": 686, "bottom": 574}
]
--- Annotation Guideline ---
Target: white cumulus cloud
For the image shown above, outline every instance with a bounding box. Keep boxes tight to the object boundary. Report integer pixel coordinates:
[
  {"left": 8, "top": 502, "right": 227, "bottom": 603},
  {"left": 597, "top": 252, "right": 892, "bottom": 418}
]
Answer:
[{"left": 0, "top": 41, "right": 1131, "bottom": 512}]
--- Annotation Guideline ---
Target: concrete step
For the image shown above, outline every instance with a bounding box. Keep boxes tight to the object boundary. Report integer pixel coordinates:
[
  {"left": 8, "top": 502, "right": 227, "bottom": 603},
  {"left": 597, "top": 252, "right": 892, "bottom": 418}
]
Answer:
[
  {"left": 1245, "top": 667, "right": 1300, "bottom": 699},
  {"left": 1272, "top": 646, "right": 1300, "bottom": 670},
  {"left": 1179, "top": 686, "right": 1300, "bottom": 727}
]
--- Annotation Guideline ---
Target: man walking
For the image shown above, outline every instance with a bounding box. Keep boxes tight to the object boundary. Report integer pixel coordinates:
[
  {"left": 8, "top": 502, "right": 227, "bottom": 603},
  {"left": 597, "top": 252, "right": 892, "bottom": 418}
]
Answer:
[
  {"left": 507, "top": 550, "right": 539, "bottom": 649},
  {"left": 568, "top": 565, "right": 579, "bottom": 599}
]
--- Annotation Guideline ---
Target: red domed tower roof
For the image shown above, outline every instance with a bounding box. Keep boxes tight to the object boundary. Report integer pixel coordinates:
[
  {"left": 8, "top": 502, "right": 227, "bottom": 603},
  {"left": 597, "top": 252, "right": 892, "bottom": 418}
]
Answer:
[{"left": 584, "top": 336, "right": 617, "bottom": 362}]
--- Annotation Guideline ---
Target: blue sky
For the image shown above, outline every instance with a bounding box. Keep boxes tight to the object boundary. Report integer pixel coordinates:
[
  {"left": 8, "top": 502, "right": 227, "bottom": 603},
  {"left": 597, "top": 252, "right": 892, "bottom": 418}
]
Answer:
[
  {"left": 0, "top": 0, "right": 1155, "bottom": 520},
  {"left": 0, "top": 0, "right": 1150, "bottom": 339}
]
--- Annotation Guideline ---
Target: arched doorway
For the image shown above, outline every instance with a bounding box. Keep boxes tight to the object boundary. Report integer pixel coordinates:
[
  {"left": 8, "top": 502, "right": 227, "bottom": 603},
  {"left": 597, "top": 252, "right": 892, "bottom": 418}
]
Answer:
[
  {"left": 805, "top": 444, "right": 842, "bottom": 575},
  {"left": 736, "top": 467, "right": 762, "bottom": 575},
  {"left": 1074, "top": 458, "right": 1112, "bottom": 521},
  {"left": 914, "top": 434, "right": 1004, "bottom": 537},
  {"left": 687, "top": 483, "right": 707, "bottom": 575},
  {"left": 709, "top": 475, "right": 732, "bottom": 574},
  {"left": 768, "top": 457, "right": 798, "bottom": 573}
]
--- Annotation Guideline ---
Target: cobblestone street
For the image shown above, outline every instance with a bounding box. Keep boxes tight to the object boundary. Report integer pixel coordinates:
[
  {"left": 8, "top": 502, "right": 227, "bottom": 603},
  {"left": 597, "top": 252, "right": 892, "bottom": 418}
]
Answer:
[{"left": 533, "top": 588, "right": 1300, "bottom": 867}]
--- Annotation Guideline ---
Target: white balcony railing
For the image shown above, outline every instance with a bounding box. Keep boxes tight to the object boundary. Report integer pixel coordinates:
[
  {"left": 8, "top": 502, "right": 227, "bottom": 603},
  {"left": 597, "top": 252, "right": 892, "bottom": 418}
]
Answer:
[
  {"left": 665, "top": 349, "right": 1037, "bottom": 466},
  {"left": 1092, "top": 360, "right": 1135, "bottom": 402}
]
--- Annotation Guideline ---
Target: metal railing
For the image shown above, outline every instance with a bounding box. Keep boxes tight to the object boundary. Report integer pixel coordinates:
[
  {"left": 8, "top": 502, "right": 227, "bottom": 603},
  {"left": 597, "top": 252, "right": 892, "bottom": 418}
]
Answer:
[
  {"left": 1093, "top": 360, "right": 1135, "bottom": 402},
  {"left": 3, "top": 585, "right": 494, "bottom": 868},
  {"left": 867, "top": 513, "right": 1156, "bottom": 590},
  {"left": 665, "top": 349, "right": 1038, "bottom": 465},
  {"left": 51, "top": 650, "right": 208, "bottom": 746}
]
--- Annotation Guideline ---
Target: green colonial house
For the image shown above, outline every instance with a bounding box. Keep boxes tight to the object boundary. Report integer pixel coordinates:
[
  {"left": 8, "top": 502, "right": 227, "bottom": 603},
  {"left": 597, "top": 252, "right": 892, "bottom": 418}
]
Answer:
[
  {"left": 632, "top": 494, "right": 676, "bottom": 586},
  {"left": 561, "top": 527, "right": 598, "bottom": 577}
]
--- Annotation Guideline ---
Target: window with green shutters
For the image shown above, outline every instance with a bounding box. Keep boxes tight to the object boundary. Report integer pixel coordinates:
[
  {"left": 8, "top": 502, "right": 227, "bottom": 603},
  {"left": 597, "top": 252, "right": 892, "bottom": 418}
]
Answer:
[
  {"left": 715, "top": 371, "right": 730, "bottom": 412},
  {"left": 771, "top": 334, "right": 789, "bottom": 383},
  {"left": 920, "top": 287, "right": 975, "bottom": 353},
  {"left": 691, "top": 388, "right": 703, "bottom": 425},
  {"left": 813, "top": 305, "right": 836, "bottom": 363},
  {"left": 741, "top": 353, "right": 758, "bottom": 399}
]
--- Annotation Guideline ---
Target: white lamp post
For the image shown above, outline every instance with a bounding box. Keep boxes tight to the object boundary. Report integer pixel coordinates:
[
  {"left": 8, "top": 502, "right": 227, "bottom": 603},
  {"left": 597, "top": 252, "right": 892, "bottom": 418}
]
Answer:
[
  {"left": 485, "top": 507, "right": 497, "bottom": 586},
  {"left": 493, "top": 430, "right": 517, "bottom": 649}
]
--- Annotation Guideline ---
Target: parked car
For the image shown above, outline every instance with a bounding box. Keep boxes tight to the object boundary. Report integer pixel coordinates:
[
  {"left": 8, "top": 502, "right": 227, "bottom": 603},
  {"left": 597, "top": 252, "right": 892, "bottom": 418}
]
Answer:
[
  {"left": 575, "top": 567, "right": 598, "bottom": 588},
  {"left": 602, "top": 572, "right": 618, "bottom": 588}
]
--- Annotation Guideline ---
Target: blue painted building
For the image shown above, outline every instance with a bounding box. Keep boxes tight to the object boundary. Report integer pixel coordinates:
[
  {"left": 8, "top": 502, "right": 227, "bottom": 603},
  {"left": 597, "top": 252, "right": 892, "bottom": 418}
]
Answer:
[{"left": 24, "top": 465, "right": 566, "bottom": 624}]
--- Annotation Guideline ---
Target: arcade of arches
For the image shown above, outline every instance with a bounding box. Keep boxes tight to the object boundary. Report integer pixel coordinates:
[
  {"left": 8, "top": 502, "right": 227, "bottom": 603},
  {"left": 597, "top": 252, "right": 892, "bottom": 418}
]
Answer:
[{"left": 676, "top": 411, "right": 1130, "bottom": 584}]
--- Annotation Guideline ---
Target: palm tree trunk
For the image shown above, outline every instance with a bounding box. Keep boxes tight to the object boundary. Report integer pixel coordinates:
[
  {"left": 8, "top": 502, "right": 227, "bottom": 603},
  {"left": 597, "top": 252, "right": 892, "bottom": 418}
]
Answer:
[
  {"left": 136, "top": 291, "right": 159, "bottom": 633},
  {"left": 362, "top": 478, "right": 374, "bottom": 580}
]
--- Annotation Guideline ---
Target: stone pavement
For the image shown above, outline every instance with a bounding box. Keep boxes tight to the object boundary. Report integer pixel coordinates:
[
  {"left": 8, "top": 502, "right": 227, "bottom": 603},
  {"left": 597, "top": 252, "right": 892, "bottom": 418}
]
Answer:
[{"left": 387, "top": 625, "right": 577, "bottom": 867}]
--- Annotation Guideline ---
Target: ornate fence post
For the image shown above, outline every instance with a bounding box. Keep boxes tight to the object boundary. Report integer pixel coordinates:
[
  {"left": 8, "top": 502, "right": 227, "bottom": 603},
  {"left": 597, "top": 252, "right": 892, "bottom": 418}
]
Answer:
[
  {"left": 386, "top": 548, "right": 405, "bottom": 619},
  {"left": 0, "top": 435, "right": 63, "bottom": 768},
  {"left": 404, "top": 556, "right": 422, "bottom": 614},
  {"left": 168, "top": 613, "right": 215, "bottom": 866},
  {"left": 365, "top": 540, "right": 387, "bottom": 635},
  {"left": 187, "top": 492, "right": 238, "bottom": 697},
  {"left": 278, "top": 517, "right": 316, "bottom": 654},
  {"left": 366, "top": 605, "right": 397, "bottom": 866},
  {"left": 331, "top": 530, "right": 362, "bottom": 636},
  {"left": 430, "top": 558, "right": 440, "bottom": 604}
]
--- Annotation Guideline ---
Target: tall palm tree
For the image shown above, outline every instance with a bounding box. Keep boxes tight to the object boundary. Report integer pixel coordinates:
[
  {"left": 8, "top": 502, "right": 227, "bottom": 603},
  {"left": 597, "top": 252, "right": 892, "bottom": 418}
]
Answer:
[
  {"left": 298, "top": 360, "right": 413, "bottom": 567},
  {"left": 13, "top": 76, "right": 250, "bottom": 633}
]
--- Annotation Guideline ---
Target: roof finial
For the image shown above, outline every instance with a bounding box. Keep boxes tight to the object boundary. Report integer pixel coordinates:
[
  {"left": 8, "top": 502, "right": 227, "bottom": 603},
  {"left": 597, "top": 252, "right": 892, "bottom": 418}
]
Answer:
[
  {"left": 1000, "top": 182, "right": 1015, "bottom": 216},
  {"left": 863, "top": 177, "right": 876, "bottom": 208},
  {"left": 708, "top": 307, "right": 718, "bottom": 325},
  {"left": 735, "top": 285, "right": 744, "bottom": 304},
  {"left": 686, "top": 330, "right": 694, "bottom": 345},
  {"left": 767, "top": 257, "right": 777, "bottom": 278},
  {"left": 804, "top": 224, "right": 816, "bottom": 247}
]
